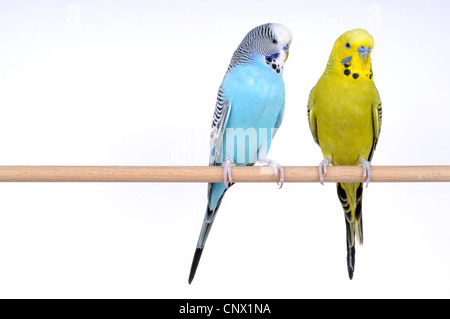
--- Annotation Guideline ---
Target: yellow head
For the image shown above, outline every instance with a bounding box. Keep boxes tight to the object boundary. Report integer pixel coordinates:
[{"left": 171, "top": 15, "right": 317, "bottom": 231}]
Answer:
[{"left": 326, "top": 29, "right": 375, "bottom": 80}]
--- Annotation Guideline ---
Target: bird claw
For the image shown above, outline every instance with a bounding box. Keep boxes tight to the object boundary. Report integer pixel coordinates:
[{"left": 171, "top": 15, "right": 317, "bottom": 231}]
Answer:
[
  {"left": 222, "top": 158, "right": 235, "bottom": 189},
  {"left": 318, "top": 158, "right": 331, "bottom": 185},
  {"left": 259, "top": 159, "right": 284, "bottom": 188},
  {"left": 359, "top": 158, "right": 371, "bottom": 188}
]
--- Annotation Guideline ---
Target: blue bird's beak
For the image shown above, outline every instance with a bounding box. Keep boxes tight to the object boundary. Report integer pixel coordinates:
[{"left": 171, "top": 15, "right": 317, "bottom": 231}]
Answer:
[
  {"left": 283, "top": 44, "right": 290, "bottom": 62},
  {"left": 358, "top": 46, "right": 371, "bottom": 66}
]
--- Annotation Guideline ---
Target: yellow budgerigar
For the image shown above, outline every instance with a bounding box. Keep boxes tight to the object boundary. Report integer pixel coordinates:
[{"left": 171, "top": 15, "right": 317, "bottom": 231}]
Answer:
[{"left": 307, "top": 29, "right": 382, "bottom": 279}]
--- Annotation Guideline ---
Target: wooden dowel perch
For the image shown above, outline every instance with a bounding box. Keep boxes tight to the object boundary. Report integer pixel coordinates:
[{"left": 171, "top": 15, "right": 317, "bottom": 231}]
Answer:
[{"left": 0, "top": 166, "right": 448, "bottom": 183}]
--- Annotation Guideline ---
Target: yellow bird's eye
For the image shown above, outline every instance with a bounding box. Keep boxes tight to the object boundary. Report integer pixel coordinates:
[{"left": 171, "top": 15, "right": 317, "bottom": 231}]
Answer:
[{"left": 345, "top": 42, "right": 351, "bottom": 49}]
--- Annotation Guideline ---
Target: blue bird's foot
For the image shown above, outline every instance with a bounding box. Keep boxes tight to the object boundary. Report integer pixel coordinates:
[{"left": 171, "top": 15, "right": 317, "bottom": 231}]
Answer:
[
  {"left": 359, "top": 158, "right": 372, "bottom": 188},
  {"left": 258, "top": 159, "right": 284, "bottom": 188},
  {"left": 222, "top": 158, "right": 235, "bottom": 189},
  {"left": 318, "top": 157, "right": 331, "bottom": 185}
]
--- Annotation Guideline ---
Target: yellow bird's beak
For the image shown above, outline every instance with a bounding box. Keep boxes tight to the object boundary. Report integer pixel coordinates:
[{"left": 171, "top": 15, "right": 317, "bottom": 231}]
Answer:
[
  {"left": 283, "top": 44, "right": 290, "bottom": 62},
  {"left": 359, "top": 52, "right": 369, "bottom": 65},
  {"left": 358, "top": 45, "right": 371, "bottom": 67}
]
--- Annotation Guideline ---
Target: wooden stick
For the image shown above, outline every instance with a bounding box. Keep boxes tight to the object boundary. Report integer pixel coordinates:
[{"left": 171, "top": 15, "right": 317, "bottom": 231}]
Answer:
[{"left": 0, "top": 166, "right": 448, "bottom": 183}]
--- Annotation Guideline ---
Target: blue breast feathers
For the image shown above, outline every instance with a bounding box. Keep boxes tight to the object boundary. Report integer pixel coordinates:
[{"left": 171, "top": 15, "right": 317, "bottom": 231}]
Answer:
[
  {"left": 216, "top": 60, "right": 285, "bottom": 166},
  {"left": 208, "top": 58, "right": 285, "bottom": 210}
]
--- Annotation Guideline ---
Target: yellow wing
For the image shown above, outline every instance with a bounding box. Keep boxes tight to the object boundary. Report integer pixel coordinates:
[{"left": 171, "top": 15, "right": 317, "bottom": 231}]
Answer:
[
  {"left": 307, "top": 86, "right": 319, "bottom": 146},
  {"left": 369, "top": 93, "right": 382, "bottom": 161}
]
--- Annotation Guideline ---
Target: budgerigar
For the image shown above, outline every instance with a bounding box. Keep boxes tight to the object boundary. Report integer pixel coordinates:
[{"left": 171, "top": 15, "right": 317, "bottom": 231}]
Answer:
[
  {"left": 307, "top": 29, "right": 382, "bottom": 279},
  {"left": 188, "top": 23, "right": 292, "bottom": 284}
]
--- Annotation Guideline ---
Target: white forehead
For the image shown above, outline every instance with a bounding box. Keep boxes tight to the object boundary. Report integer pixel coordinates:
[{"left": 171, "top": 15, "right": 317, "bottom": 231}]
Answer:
[{"left": 270, "top": 23, "right": 292, "bottom": 44}]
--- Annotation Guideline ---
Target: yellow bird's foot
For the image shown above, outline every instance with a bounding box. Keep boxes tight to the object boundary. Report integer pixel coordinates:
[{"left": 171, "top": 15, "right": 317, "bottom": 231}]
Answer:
[
  {"left": 359, "top": 158, "right": 372, "bottom": 188},
  {"left": 258, "top": 159, "right": 284, "bottom": 188},
  {"left": 318, "top": 158, "right": 331, "bottom": 185},
  {"left": 221, "top": 158, "right": 235, "bottom": 189}
]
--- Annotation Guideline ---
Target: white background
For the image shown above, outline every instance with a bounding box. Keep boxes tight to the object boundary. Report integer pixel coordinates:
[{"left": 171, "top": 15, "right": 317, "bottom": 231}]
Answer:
[{"left": 0, "top": 0, "right": 449, "bottom": 298}]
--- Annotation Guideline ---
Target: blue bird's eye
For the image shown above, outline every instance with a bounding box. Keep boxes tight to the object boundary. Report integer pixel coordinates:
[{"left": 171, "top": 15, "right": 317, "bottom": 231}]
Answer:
[{"left": 272, "top": 39, "right": 278, "bottom": 44}]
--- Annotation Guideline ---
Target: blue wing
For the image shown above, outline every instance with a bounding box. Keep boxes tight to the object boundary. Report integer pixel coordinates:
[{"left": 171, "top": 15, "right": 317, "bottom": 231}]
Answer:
[{"left": 209, "top": 86, "right": 231, "bottom": 166}]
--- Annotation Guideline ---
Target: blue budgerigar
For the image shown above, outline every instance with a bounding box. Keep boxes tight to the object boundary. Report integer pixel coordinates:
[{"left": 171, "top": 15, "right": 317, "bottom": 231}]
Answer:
[{"left": 188, "top": 23, "right": 292, "bottom": 284}]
